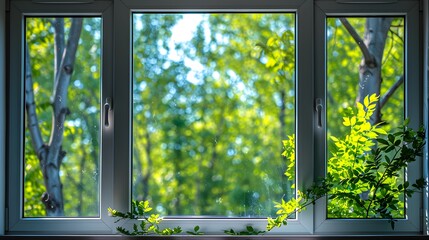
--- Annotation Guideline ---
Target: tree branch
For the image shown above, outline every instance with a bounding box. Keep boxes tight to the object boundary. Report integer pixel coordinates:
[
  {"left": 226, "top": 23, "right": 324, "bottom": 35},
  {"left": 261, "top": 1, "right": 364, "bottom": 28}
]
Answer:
[
  {"left": 25, "top": 44, "right": 47, "bottom": 161},
  {"left": 53, "top": 18, "right": 65, "bottom": 82},
  {"left": 339, "top": 18, "right": 375, "bottom": 66},
  {"left": 43, "top": 18, "right": 83, "bottom": 216},
  {"left": 48, "top": 18, "right": 83, "bottom": 166},
  {"left": 380, "top": 75, "right": 404, "bottom": 109}
]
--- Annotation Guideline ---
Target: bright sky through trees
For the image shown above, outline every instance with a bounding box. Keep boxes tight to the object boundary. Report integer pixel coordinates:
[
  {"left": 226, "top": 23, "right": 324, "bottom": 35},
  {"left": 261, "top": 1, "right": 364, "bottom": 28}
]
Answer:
[{"left": 132, "top": 13, "right": 296, "bottom": 217}]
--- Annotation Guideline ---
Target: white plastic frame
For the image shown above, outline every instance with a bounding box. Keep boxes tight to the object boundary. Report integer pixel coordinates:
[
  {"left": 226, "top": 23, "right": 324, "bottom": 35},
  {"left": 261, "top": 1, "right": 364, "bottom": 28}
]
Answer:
[
  {"left": 114, "top": 0, "right": 315, "bottom": 235},
  {"left": 314, "top": 0, "right": 423, "bottom": 234},
  {"left": 7, "top": 0, "right": 115, "bottom": 234},
  {"left": 4, "top": 0, "right": 427, "bottom": 236}
]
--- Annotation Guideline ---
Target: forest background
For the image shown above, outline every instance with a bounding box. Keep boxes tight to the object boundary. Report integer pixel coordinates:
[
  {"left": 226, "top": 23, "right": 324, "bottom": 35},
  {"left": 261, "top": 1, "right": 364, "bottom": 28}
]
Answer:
[{"left": 24, "top": 14, "right": 405, "bottom": 219}]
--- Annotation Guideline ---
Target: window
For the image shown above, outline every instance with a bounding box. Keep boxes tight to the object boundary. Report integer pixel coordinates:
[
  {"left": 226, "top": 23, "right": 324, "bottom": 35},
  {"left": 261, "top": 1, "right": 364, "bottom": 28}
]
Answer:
[
  {"left": 24, "top": 16, "right": 101, "bottom": 218},
  {"left": 4, "top": 0, "right": 427, "bottom": 236},
  {"left": 131, "top": 13, "right": 296, "bottom": 217},
  {"left": 7, "top": 0, "right": 113, "bottom": 233},
  {"left": 313, "top": 0, "right": 423, "bottom": 233},
  {"left": 326, "top": 17, "right": 405, "bottom": 219}
]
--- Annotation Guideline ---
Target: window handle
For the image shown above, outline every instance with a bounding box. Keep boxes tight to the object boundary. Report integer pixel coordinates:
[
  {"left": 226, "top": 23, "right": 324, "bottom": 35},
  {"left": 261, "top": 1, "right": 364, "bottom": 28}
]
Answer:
[
  {"left": 315, "top": 98, "right": 323, "bottom": 128},
  {"left": 104, "top": 98, "right": 112, "bottom": 127}
]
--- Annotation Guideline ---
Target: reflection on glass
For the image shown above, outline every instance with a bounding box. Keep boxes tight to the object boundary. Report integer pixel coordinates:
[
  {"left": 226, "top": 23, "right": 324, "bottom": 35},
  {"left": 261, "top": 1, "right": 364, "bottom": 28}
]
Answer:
[
  {"left": 132, "top": 13, "right": 296, "bottom": 217},
  {"left": 326, "top": 17, "right": 404, "bottom": 218},
  {"left": 24, "top": 17, "right": 101, "bottom": 217}
]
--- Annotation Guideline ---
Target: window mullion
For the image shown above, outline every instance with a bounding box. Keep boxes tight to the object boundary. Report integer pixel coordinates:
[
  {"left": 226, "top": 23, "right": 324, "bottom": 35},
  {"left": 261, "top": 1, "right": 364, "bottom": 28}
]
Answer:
[
  {"left": 100, "top": 2, "right": 115, "bottom": 230},
  {"left": 0, "top": 0, "right": 5, "bottom": 235},
  {"left": 424, "top": 0, "right": 429, "bottom": 235},
  {"left": 112, "top": 0, "right": 132, "bottom": 216},
  {"left": 296, "top": 0, "right": 315, "bottom": 234},
  {"left": 313, "top": 0, "right": 327, "bottom": 232}
]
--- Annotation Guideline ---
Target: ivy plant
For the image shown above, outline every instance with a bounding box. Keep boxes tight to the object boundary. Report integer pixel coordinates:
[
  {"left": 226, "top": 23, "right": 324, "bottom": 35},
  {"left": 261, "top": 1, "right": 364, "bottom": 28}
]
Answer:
[
  {"left": 109, "top": 94, "right": 426, "bottom": 235},
  {"left": 108, "top": 200, "right": 182, "bottom": 235},
  {"left": 186, "top": 225, "right": 204, "bottom": 235},
  {"left": 224, "top": 226, "right": 266, "bottom": 235},
  {"left": 267, "top": 94, "right": 426, "bottom": 231}
]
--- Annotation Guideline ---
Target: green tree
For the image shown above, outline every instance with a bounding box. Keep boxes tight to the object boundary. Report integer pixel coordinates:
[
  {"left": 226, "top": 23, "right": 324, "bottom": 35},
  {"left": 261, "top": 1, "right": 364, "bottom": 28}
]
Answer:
[
  {"left": 268, "top": 95, "right": 425, "bottom": 231},
  {"left": 132, "top": 13, "right": 296, "bottom": 216},
  {"left": 327, "top": 17, "right": 405, "bottom": 217},
  {"left": 25, "top": 17, "right": 101, "bottom": 217}
]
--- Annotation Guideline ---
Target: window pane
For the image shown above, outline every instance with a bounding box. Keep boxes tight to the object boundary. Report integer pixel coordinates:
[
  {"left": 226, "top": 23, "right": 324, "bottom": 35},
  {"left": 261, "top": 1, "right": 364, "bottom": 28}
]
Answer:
[
  {"left": 24, "top": 17, "right": 101, "bottom": 217},
  {"left": 326, "top": 17, "right": 405, "bottom": 218},
  {"left": 132, "top": 13, "right": 296, "bottom": 217}
]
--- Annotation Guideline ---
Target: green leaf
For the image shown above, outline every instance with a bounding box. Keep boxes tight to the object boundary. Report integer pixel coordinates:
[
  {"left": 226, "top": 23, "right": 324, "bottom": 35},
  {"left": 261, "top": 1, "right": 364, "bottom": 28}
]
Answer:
[
  {"left": 388, "top": 134, "right": 395, "bottom": 143},
  {"left": 376, "top": 138, "right": 389, "bottom": 145},
  {"left": 343, "top": 117, "right": 351, "bottom": 127},
  {"left": 363, "top": 95, "right": 370, "bottom": 108}
]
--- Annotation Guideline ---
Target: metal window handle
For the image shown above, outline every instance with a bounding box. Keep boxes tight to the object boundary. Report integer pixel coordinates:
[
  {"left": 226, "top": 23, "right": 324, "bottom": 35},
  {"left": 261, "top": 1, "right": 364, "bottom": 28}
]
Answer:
[
  {"left": 315, "top": 98, "right": 323, "bottom": 128},
  {"left": 104, "top": 98, "right": 112, "bottom": 127}
]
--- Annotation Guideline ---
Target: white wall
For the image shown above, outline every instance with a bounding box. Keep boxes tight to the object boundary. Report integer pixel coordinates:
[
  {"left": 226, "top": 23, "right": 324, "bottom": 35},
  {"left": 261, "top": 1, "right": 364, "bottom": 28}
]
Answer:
[{"left": 0, "top": 0, "right": 5, "bottom": 236}]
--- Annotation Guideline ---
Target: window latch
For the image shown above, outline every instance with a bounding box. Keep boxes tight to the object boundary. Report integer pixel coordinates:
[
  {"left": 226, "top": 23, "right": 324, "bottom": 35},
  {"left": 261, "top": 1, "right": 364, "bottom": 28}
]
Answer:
[
  {"left": 315, "top": 98, "right": 323, "bottom": 128},
  {"left": 104, "top": 97, "right": 112, "bottom": 127}
]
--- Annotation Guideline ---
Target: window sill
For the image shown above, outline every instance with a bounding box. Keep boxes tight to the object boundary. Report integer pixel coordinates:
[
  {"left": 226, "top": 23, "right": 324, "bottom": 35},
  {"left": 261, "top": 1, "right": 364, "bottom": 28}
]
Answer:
[{"left": 1, "top": 235, "right": 428, "bottom": 240}]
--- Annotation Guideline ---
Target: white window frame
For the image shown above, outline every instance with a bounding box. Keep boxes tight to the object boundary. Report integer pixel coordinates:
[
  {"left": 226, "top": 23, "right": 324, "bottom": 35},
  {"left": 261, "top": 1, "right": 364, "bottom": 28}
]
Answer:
[
  {"left": 2, "top": 0, "right": 428, "bottom": 236},
  {"left": 114, "top": 0, "right": 314, "bottom": 235},
  {"left": 0, "top": 0, "right": 5, "bottom": 236},
  {"left": 425, "top": 0, "right": 429, "bottom": 235},
  {"left": 6, "top": 0, "right": 115, "bottom": 234},
  {"left": 314, "top": 0, "right": 424, "bottom": 234}
]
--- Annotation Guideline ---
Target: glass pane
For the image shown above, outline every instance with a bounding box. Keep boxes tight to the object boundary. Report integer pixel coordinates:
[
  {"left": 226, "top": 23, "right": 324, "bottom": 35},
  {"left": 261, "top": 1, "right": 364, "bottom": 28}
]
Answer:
[
  {"left": 24, "top": 17, "right": 101, "bottom": 217},
  {"left": 132, "top": 13, "right": 296, "bottom": 217},
  {"left": 326, "top": 17, "right": 405, "bottom": 218}
]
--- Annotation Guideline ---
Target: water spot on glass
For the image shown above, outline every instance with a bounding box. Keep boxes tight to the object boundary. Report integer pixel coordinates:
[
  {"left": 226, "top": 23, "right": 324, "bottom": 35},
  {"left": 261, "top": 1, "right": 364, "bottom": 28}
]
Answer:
[{"left": 156, "top": 205, "right": 164, "bottom": 213}]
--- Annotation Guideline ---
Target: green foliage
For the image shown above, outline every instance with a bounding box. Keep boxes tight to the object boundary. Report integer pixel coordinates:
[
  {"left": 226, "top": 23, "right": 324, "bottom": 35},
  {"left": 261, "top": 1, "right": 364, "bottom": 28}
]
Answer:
[
  {"left": 186, "top": 225, "right": 204, "bottom": 235},
  {"left": 268, "top": 94, "right": 426, "bottom": 231},
  {"left": 132, "top": 13, "right": 296, "bottom": 217},
  {"left": 327, "top": 17, "right": 404, "bottom": 140},
  {"left": 108, "top": 200, "right": 183, "bottom": 235},
  {"left": 224, "top": 226, "right": 265, "bottom": 235},
  {"left": 266, "top": 180, "right": 333, "bottom": 231},
  {"left": 25, "top": 17, "right": 101, "bottom": 217},
  {"left": 26, "top": 14, "right": 410, "bottom": 227},
  {"left": 282, "top": 134, "right": 295, "bottom": 182}
]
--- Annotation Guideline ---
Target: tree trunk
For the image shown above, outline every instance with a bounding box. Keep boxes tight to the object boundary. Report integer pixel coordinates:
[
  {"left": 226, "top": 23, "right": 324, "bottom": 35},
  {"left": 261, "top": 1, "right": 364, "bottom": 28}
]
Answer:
[
  {"left": 142, "top": 131, "right": 153, "bottom": 200},
  {"left": 340, "top": 18, "right": 393, "bottom": 125},
  {"left": 26, "top": 18, "right": 83, "bottom": 216}
]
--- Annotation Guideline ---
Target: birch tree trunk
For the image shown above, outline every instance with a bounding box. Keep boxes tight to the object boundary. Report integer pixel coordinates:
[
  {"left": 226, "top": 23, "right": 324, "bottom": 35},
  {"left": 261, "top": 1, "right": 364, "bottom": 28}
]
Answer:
[
  {"left": 25, "top": 18, "right": 83, "bottom": 216},
  {"left": 340, "top": 17, "right": 401, "bottom": 125}
]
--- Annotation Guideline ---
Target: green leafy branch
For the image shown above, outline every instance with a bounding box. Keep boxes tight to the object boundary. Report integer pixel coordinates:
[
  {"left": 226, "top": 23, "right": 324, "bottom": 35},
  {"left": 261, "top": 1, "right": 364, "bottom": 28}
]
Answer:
[
  {"left": 186, "top": 225, "right": 204, "bottom": 235},
  {"left": 268, "top": 94, "right": 426, "bottom": 231},
  {"left": 108, "top": 200, "right": 182, "bottom": 235},
  {"left": 282, "top": 134, "right": 295, "bottom": 184},
  {"left": 224, "top": 226, "right": 265, "bottom": 235},
  {"left": 109, "top": 200, "right": 266, "bottom": 236},
  {"left": 267, "top": 180, "right": 332, "bottom": 231}
]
